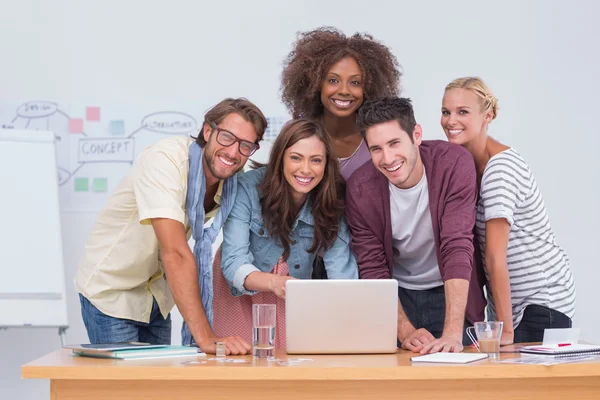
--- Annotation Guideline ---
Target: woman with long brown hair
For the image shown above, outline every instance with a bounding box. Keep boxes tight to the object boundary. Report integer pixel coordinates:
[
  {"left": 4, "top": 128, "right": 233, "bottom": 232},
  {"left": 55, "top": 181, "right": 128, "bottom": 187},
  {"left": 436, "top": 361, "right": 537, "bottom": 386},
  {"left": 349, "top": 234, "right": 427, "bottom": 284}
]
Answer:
[{"left": 212, "top": 119, "right": 358, "bottom": 348}]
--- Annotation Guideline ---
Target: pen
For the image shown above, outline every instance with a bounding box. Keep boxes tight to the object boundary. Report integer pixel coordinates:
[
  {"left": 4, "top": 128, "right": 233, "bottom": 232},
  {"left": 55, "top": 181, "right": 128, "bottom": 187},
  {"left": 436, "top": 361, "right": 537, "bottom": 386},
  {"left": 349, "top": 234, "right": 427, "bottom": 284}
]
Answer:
[{"left": 557, "top": 343, "right": 571, "bottom": 347}]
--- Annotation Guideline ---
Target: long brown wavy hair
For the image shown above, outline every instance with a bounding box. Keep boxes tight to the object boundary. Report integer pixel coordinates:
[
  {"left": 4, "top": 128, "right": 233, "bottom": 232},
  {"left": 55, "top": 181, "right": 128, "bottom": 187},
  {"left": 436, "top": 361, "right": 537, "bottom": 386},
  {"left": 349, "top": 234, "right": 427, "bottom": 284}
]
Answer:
[{"left": 258, "top": 119, "right": 345, "bottom": 260}]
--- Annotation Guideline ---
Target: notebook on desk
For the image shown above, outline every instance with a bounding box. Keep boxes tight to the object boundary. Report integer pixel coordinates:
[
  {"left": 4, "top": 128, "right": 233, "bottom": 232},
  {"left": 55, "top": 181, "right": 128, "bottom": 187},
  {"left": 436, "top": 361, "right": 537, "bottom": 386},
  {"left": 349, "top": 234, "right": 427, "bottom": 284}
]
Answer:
[
  {"left": 72, "top": 345, "right": 203, "bottom": 360},
  {"left": 410, "top": 353, "right": 489, "bottom": 364},
  {"left": 63, "top": 342, "right": 167, "bottom": 352},
  {"left": 520, "top": 343, "right": 600, "bottom": 357}
]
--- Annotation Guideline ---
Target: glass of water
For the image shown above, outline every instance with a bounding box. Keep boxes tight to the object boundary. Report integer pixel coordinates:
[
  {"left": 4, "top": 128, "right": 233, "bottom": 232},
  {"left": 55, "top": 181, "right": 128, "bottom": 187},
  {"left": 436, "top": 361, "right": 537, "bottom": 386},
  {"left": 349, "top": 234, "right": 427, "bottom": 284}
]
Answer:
[{"left": 252, "top": 304, "right": 276, "bottom": 358}]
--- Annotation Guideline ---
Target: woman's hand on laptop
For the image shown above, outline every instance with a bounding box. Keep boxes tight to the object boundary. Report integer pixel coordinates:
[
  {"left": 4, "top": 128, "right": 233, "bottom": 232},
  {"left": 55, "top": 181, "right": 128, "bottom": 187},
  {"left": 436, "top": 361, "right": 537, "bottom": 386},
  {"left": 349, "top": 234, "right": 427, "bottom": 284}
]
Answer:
[{"left": 268, "top": 275, "right": 297, "bottom": 299}]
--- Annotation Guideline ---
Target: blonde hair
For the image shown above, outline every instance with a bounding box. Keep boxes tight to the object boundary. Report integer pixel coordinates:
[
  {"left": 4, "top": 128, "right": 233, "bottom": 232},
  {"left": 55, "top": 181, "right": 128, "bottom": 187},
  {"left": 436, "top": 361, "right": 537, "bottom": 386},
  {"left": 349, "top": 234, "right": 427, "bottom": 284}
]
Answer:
[{"left": 445, "top": 77, "right": 498, "bottom": 120}]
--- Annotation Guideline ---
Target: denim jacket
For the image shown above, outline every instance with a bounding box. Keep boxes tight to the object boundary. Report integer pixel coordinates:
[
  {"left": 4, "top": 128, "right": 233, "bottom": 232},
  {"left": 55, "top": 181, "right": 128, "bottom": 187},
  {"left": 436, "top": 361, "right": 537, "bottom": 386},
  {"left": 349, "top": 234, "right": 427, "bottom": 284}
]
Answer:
[{"left": 221, "top": 167, "right": 358, "bottom": 296}]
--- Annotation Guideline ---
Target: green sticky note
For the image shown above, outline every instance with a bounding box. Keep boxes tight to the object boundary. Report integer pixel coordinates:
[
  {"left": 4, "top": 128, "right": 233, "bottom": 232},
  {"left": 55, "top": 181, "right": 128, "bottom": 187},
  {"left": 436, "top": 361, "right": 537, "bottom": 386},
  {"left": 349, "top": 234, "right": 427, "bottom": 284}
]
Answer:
[
  {"left": 74, "top": 177, "right": 89, "bottom": 192},
  {"left": 93, "top": 178, "right": 108, "bottom": 193}
]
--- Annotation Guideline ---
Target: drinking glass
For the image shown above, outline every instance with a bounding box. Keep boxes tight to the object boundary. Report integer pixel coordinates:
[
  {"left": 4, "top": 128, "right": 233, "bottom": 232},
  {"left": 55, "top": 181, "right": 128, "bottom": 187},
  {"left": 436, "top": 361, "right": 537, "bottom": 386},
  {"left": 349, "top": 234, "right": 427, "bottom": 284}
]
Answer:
[
  {"left": 466, "top": 321, "right": 503, "bottom": 359},
  {"left": 252, "top": 304, "right": 276, "bottom": 358}
]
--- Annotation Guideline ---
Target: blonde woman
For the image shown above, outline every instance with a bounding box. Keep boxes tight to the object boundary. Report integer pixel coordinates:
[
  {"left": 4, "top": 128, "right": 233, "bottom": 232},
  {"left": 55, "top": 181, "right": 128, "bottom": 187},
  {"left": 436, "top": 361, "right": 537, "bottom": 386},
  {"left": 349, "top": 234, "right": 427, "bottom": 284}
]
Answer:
[{"left": 440, "top": 77, "right": 575, "bottom": 344}]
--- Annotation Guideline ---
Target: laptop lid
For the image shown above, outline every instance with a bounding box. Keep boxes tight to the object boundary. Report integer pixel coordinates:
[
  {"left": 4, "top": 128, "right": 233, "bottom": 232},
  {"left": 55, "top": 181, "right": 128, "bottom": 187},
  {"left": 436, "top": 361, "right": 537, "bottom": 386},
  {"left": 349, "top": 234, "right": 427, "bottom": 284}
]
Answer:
[{"left": 285, "top": 279, "right": 398, "bottom": 354}]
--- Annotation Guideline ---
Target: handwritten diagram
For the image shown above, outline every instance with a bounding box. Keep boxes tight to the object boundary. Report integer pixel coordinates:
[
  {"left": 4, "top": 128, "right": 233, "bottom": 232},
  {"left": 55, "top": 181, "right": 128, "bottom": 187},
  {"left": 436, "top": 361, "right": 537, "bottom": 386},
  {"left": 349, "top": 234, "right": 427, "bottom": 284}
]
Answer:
[{"left": 0, "top": 101, "right": 286, "bottom": 210}]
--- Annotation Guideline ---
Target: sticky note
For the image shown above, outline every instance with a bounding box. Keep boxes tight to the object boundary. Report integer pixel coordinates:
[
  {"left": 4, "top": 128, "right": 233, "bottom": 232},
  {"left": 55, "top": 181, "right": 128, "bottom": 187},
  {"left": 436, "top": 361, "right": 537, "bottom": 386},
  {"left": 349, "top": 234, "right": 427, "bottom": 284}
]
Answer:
[
  {"left": 86, "top": 107, "right": 101, "bottom": 121},
  {"left": 74, "top": 177, "right": 89, "bottom": 192},
  {"left": 109, "top": 120, "right": 125, "bottom": 135},
  {"left": 92, "top": 178, "right": 108, "bottom": 193},
  {"left": 69, "top": 118, "right": 84, "bottom": 134}
]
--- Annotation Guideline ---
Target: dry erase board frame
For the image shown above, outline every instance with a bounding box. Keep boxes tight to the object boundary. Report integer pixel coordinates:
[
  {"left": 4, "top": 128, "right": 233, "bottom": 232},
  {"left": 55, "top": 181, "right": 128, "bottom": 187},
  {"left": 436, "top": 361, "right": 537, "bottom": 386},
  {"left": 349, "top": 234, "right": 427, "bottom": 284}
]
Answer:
[{"left": 0, "top": 129, "right": 68, "bottom": 337}]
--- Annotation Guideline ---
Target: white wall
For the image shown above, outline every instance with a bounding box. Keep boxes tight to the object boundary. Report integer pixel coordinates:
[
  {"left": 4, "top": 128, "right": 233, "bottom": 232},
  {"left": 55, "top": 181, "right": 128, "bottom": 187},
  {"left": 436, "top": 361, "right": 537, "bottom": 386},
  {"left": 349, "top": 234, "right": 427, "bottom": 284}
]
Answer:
[{"left": 1, "top": 1, "right": 599, "bottom": 398}]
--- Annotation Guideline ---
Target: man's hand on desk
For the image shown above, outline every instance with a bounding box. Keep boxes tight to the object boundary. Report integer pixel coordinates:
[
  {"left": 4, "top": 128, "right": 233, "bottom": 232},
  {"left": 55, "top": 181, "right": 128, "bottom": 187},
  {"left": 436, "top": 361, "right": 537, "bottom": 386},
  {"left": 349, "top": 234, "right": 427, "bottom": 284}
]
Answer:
[
  {"left": 196, "top": 336, "right": 252, "bottom": 355},
  {"left": 417, "top": 335, "right": 463, "bottom": 354},
  {"left": 399, "top": 327, "right": 435, "bottom": 352}
]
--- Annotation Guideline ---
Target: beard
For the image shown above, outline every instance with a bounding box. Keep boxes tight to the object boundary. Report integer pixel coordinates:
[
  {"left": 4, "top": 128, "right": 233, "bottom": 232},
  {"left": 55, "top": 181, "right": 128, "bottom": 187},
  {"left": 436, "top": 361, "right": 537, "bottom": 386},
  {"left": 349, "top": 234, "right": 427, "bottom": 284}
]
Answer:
[{"left": 203, "top": 146, "right": 241, "bottom": 181}]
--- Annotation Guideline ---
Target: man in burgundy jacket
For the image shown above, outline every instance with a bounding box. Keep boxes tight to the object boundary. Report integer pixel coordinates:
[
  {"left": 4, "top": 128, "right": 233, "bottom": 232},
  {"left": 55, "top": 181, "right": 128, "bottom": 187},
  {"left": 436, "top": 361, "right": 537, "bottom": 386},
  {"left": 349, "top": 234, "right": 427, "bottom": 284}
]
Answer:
[{"left": 346, "top": 97, "right": 486, "bottom": 354}]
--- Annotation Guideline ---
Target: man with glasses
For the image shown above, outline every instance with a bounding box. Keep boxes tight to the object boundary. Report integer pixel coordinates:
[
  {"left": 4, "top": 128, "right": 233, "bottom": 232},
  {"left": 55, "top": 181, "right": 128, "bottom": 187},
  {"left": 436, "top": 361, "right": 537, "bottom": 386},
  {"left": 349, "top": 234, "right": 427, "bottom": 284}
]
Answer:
[{"left": 75, "top": 98, "right": 267, "bottom": 355}]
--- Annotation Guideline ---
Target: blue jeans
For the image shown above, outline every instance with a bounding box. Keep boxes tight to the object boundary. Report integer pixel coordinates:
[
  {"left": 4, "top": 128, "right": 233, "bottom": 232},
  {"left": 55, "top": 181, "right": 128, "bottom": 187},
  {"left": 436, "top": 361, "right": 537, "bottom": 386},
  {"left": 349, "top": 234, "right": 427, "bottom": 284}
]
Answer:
[
  {"left": 513, "top": 304, "right": 572, "bottom": 343},
  {"left": 79, "top": 294, "right": 172, "bottom": 344},
  {"left": 397, "top": 285, "right": 471, "bottom": 347}
]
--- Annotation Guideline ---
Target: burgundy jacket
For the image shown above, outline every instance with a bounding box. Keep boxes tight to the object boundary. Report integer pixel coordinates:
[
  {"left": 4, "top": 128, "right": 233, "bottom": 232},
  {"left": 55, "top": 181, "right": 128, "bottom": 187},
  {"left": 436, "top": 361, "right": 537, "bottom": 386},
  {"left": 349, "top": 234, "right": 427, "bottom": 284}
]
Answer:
[{"left": 345, "top": 140, "right": 486, "bottom": 324}]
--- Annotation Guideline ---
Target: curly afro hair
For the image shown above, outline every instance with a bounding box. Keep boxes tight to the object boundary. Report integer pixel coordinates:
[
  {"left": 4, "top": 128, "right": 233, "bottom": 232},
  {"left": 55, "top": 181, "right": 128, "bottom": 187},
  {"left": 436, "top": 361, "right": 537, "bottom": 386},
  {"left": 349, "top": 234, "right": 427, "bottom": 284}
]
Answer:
[{"left": 281, "top": 26, "right": 402, "bottom": 119}]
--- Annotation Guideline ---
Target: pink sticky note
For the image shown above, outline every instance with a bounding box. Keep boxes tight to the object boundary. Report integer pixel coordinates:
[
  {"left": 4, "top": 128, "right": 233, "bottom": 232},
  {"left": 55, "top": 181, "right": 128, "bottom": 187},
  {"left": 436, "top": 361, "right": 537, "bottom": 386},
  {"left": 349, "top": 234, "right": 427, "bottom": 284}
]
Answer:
[
  {"left": 69, "top": 118, "right": 83, "bottom": 133},
  {"left": 86, "top": 107, "right": 101, "bottom": 121}
]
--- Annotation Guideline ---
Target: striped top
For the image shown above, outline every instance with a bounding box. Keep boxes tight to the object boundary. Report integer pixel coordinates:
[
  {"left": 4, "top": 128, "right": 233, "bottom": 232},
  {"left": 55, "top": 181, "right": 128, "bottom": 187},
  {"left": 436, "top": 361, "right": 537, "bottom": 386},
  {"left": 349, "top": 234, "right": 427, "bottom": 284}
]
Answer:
[{"left": 476, "top": 148, "right": 575, "bottom": 328}]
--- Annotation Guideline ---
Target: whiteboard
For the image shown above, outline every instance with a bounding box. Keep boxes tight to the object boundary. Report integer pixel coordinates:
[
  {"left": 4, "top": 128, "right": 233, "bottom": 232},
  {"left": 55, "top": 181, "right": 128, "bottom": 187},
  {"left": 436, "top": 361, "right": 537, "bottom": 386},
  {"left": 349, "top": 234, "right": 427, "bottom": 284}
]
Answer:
[
  {"left": 0, "top": 102, "right": 286, "bottom": 212},
  {"left": 0, "top": 129, "right": 68, "bottom": 327}
]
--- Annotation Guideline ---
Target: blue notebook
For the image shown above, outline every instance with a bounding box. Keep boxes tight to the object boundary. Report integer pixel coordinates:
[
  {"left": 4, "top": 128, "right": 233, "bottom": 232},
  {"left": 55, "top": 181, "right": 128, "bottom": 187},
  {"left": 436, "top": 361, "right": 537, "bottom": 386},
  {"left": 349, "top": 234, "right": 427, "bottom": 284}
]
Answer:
[
  {"left": 72, "top": 345, "right": 203, "bottom": 360},
  {"left": 64, "top": 342, "right": 166, "bottom": 352}
]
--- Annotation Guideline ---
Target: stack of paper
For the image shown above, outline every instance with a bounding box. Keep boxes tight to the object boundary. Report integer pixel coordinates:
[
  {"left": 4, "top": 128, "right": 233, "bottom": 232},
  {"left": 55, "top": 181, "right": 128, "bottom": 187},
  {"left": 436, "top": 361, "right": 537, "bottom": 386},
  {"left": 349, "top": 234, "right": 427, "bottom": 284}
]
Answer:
[{"left": 410, "top": 353, "right": 489, "bottom": 364}]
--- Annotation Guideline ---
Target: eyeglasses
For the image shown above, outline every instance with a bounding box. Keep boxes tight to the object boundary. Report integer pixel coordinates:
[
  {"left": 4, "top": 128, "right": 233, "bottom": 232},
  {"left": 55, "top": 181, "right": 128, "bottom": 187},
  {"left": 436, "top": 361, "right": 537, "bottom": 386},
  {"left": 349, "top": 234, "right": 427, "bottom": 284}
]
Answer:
[{"left": 210, "top": 122, "right": 259, "bottom": 157}]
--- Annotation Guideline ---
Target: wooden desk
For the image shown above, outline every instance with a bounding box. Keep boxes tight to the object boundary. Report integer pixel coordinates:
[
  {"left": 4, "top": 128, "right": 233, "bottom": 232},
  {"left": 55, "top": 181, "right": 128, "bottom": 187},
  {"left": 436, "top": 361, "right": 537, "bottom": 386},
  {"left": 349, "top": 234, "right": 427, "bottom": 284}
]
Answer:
[{"left": 22, "top": 349, "right": 600, "bottom": 400}]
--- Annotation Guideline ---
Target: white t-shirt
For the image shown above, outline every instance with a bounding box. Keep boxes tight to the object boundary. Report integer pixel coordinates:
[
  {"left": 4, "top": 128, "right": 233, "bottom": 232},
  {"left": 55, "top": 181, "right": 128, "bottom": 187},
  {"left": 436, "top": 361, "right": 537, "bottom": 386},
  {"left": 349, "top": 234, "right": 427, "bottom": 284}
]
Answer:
[
  {"left": 74, "top": 136, "right": 222, "bottom": 323},
  {"left": 389, "top": 171, "right": 443, "bottom": 290},
  {"left": 476, "top": 148, "right": 575, "bottom": 327}
]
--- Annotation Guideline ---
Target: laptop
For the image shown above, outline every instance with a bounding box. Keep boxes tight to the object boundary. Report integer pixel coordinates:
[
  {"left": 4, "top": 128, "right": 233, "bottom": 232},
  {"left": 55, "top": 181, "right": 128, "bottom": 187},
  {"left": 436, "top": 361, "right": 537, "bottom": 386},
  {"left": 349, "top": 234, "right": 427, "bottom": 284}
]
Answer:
[{"left": 285, "top": 279, "right": 398, "bottom": 354}]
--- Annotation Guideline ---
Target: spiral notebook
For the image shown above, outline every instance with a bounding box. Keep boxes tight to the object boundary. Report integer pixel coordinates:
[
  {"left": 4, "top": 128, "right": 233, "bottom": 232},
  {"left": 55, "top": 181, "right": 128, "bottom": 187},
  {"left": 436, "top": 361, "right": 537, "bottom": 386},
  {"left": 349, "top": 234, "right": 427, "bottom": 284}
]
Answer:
[{"left": 520, "top": 343, "right": 600, "bottom": 357}]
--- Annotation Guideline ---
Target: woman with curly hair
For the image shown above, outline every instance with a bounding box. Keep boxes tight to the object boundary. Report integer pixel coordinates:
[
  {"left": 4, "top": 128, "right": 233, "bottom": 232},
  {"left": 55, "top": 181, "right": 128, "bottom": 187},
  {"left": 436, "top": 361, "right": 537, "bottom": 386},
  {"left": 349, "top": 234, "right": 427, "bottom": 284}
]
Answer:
[
  {"left": 281, "top": 26, "right": 402, "bottom": 180},
  {"left": 211, "top": 119, "right": 358, "bottom": 349}
]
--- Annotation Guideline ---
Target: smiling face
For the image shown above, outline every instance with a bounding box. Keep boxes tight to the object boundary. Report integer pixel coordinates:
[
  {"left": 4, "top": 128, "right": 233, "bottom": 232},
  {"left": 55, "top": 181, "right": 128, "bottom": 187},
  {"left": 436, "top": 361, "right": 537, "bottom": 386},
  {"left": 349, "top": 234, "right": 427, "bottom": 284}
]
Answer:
[
  {"left": 202, "top": 113, "right": 257, "bottom": 182},
  {"left": 282, "top": 135, "right": 327, "bottom": 206},
  {"left": 320, "top": 56, "right": 364, "bottom": 118},
  {"left": 441, "top": 88, "right": 493, "bottom": 146},
  {"left": 365, "top": 120, "right": 423, "bottom": 189}
]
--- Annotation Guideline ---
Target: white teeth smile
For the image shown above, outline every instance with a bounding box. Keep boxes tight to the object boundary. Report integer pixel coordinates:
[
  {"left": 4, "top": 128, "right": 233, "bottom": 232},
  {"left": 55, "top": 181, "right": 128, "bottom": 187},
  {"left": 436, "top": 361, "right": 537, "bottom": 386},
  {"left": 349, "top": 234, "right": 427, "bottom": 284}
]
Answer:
[
  {"left": 218, "top": 156, "right": 234, "bottom": 166},
  {"left": 295, "top": 176, "right": 312, "bottom": 184},
  {"left": 333, "top": 99, "right": 352, "bottom": 108},
  {"left": 448, "top": 129, "right": 463, "bottom": 135},
  {"left": 385, "top": 162, "right": 402, "bottom": 172}
]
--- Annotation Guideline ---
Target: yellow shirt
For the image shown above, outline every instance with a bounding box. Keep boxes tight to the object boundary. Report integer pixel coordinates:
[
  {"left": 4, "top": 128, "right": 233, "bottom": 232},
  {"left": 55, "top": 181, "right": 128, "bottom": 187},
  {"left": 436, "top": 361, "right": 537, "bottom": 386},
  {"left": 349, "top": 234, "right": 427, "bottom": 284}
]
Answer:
[{"left": 74, "top": 136, "right": 222, "bottom": 323}]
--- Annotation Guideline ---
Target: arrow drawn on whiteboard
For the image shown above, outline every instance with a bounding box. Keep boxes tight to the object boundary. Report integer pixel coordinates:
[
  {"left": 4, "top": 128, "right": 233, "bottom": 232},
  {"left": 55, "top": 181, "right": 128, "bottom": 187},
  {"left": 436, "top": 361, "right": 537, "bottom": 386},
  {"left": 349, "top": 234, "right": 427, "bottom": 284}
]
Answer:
[{"left": 127, "top": 126, "right": 144, "bottom": 138}]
